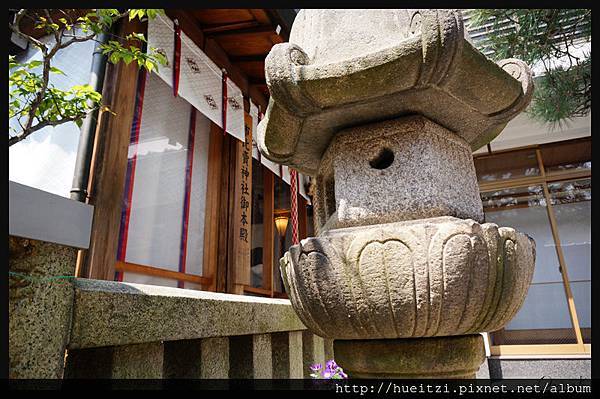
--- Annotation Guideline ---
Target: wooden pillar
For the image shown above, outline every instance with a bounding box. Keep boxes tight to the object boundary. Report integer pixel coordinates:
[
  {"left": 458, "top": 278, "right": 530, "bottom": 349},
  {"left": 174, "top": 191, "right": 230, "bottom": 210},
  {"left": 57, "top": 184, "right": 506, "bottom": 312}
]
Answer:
[
  {"left": 80, "top": 19, "right": 145, "bottom": 280},
  {"left": 262, "top": 169, "right": 275, "bottom": 295},
  {"left": 202, "top": 123, "right": 224, "bottom": 291},
  {"left": 216, "top": 132, "right": 234, "bottom": 293}
]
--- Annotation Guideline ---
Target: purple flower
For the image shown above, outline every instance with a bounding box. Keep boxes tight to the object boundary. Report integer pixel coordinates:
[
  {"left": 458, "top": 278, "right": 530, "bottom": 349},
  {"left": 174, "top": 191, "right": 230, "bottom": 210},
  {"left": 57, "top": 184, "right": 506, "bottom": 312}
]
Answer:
[
  {"left": 325, "top": 359, "right": 338, "bottom": 370},
  {"left": 309, "top": 359, "right": 348, "bottom": 379},
  {"left": 310, "top": 363, "right": 322, "bottom": 372}
]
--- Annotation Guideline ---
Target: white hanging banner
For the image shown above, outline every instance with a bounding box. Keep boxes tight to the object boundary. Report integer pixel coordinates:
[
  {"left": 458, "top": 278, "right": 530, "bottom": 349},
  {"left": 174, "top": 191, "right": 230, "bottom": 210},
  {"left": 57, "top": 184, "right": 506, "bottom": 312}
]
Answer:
[
  {"left": 250, "top": 102, "right": 260, "bottom": 160},
  {"left": 281, "top": 165, "right": 291, "bottom": 184},
  {"left": 148, "top": 14, "right": 245, "bottom": 142}
]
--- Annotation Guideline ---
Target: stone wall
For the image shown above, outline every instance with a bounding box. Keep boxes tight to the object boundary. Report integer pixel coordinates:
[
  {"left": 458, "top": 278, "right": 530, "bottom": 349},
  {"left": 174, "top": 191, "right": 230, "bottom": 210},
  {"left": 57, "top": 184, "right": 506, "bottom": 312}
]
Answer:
[
  {"left": 9, "top": 242, "right": 332, "bottom": 379},
  {"left": 9, "top": 237, "right": 78, "bottom": 378}
]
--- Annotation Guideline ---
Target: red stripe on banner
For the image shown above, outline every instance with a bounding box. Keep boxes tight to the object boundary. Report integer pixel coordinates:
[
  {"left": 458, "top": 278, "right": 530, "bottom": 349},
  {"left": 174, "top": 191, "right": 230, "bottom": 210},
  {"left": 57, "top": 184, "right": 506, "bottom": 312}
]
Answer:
[
  {"left": 222, "top": 69, "right": 228, "bottom": 136},
  {"left": 173, "top": 19, "right": 181, "bottom": 97},
  {"left": 290, "top": 169, "right": 299, "bottom": 245},
  {"left": 177, "top": 106, "right": 197, "bottom": 288},
  {"left": 116, "top": 68, "right": 148, "bottom": 282}
]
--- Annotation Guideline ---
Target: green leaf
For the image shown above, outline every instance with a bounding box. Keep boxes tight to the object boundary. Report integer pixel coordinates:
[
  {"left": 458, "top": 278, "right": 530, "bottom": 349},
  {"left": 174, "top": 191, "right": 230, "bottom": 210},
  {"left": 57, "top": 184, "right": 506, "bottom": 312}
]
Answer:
[
  {"left": 145, "top": 59, "right": 154, "bottom": 72},
  {"left": 50, "top": 66, "right": 66, "bottom": 75},
  {"left": 122, "top": 53, "right": 134, "bottom": 65},
  {"left": 27, "top": 60, "right": 43, "bottom": 69}
]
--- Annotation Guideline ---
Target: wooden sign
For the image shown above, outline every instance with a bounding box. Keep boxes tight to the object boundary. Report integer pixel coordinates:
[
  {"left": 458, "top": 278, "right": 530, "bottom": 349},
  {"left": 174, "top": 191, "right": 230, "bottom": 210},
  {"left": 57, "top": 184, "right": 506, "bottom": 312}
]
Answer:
[{"left": 230, "top": 113, "right": 254, "bottom": 290}]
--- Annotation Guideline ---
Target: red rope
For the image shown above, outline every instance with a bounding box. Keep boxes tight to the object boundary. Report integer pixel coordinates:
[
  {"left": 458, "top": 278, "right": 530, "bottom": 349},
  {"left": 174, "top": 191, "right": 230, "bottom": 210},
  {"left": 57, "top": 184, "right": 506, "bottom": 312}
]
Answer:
[
  {"left": 222, "top": 69, "right": 228, "bottom": 136},
  {"left": 172, "top": 19, "right": 181, "bottom": 97},
  {"left": 290, "top": 169, "right": 299, "bottom": 245},
  {"left": 257, "top": 108, "right": 262, "bottom": 162}
]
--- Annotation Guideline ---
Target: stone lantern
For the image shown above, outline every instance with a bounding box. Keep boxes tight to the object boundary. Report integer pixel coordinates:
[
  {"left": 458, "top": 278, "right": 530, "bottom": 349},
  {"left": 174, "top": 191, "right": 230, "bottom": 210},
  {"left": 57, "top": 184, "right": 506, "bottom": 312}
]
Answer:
[{"left": 258, "top": 9, "right": 536, "bottom": 378}]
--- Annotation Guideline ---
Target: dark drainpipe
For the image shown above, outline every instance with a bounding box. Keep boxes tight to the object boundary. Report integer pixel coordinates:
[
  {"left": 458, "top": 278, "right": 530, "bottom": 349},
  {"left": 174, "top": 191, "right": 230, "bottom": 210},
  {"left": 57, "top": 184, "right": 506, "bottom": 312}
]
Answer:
[{"left": 70, "top": 32, "right": 109, "bottom": 202}]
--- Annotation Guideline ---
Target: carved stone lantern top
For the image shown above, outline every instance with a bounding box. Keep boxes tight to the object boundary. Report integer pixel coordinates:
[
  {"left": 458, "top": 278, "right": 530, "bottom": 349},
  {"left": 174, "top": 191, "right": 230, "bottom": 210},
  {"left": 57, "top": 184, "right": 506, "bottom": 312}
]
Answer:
[{"left": 257, "top": 9, "right": 533, "bottom": 175}]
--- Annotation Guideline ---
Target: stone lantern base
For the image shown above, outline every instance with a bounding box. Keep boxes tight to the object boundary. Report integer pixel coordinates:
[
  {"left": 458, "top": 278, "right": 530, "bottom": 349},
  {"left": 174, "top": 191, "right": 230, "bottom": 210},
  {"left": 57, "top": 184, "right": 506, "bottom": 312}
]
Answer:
[{"left": 334, "top": 335, "right": 485, "bottom": 379}]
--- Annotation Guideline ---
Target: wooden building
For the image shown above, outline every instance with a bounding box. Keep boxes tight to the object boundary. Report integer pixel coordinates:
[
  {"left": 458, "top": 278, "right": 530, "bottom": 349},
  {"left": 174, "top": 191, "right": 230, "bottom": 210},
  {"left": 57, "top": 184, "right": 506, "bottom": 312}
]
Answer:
[{"left": 74, "top": 9, "right": 308, "bottom": 298}]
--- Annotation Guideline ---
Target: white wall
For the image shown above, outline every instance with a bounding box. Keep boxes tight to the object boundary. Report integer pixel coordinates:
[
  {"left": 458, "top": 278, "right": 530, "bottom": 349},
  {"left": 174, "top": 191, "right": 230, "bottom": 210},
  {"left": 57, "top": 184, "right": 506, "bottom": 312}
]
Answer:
[{"left": 473, "top": 112, "right": 591, "bottom": 155}]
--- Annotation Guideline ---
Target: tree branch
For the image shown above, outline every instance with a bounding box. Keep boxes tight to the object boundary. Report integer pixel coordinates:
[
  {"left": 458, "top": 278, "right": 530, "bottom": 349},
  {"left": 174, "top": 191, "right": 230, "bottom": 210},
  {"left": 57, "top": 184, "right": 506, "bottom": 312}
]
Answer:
[
  {"left": 9, "top": 111, "right": 94, "bottom": 146},
  {"left": 9, "top": 9, "right": 47, "bottom": 53}
]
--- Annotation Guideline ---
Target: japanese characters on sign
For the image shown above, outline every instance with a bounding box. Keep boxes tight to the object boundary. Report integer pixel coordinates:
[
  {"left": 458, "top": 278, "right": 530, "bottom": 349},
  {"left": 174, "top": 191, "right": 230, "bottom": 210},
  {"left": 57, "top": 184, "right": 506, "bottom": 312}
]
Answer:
[{"left": 239, "top": 123, "right": 252, "bottom": 243}]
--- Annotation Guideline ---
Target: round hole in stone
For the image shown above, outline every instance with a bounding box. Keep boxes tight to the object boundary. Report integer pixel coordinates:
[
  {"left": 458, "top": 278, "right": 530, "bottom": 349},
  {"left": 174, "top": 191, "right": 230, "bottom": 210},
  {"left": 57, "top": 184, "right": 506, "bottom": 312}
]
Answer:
[{"left": 369, "top": 148, "right": 394, "bottom": 170}]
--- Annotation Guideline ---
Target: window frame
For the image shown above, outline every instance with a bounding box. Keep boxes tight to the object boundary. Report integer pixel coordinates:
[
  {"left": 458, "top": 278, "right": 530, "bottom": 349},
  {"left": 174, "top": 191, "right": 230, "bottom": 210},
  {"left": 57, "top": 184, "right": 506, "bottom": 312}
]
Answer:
[{"left": 475, "top": 137, "right": 591, "bottom": 356}]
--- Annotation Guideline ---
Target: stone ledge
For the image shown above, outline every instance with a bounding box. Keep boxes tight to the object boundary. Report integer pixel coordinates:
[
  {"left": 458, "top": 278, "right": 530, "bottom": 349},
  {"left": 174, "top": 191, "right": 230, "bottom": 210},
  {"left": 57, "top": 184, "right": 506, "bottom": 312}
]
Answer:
[{"left": 69, "top": 279, "right": 307, "bottom": 349}]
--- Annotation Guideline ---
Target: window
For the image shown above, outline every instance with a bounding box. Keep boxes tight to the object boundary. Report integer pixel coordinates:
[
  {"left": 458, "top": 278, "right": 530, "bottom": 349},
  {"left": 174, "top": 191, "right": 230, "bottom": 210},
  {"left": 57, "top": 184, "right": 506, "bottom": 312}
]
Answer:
[
  {"left": 115, "top": 73, "right": 211, "bottom": 289},
  {"left": 475, "top": 137, "right": 591, "bottom": 354}
]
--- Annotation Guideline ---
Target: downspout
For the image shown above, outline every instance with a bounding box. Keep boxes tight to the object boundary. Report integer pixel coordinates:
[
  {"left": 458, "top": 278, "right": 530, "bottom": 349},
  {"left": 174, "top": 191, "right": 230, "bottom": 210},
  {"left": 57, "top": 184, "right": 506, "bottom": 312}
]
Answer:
[{"left": 70, "top": 32, "right": 109, "bottom": 202}]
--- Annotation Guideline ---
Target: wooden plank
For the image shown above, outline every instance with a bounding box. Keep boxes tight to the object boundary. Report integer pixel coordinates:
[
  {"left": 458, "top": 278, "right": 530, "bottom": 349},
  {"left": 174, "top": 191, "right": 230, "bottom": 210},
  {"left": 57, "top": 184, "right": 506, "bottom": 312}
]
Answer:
[
  {"left": 81, "top": 19, "right": 145, "bottom": 280},
  {"left": 202, "top": 21, "right": 261, "bottom": 34},
  {"left": 243, "top": 285, "right": 272, "bottom": 296},
  {"left": 545, "top": 169, "right": 591, "bottom": 182},
  {"left": 490, "top": 344, "right": 590, "bottom": 356},
  {"left": 479, "top": 175, "right": 547, "bottom": 192},
  {"left": 248, "top": 9, "right": 272, "bottom": 25},
  {"left": 206, "top": 25, "right": 275, "bottom": 38},
  {"left": 229, "top": 113, "right": 254, "bottom": 293},
  {"left": 230, "top": 54, "right": 267, "bottom": 63},
  {"left": 191, "top": 9, "right": 255, "bottom": 25},
  {"left": 115, "top": 261, "right": 212, "bottom": 286},
  {"left": 536, "top": 149, "right": 585, "bottom": 350},
  {"left": 225, "top": 136, "right": 239, "bottom": 294},
  {"left": 201, "top": 123, "right": 224, "bottom": 291},
  {"left": 216, "top": 134, "right": 233, "bottom": 293},
  {"left": 217, "top": 33, "right": 279, "bottom": 57},
  {"left": 262, "top": 168, "right": 275, "bottom": 294}
]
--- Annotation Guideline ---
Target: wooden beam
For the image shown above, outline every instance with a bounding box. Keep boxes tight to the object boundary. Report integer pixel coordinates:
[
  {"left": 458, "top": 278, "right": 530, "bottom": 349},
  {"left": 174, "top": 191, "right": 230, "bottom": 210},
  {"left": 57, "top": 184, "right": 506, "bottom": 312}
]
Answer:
[
  {"left": 273, "top": 291, "right": 289, "bottom": 299},
  {"left": 536, "top": 149, "right": 586, "bottom": 350},
  {"left": 230, "top": 54, "right": 267, "bottom": 63},
  {"left": 205, "top": 25, "right": 276, "bottom": 38},
  {"left": 201, "top": 123, "right": 224, "bottom": 291},
  {"left": 262, "top": 168, "right": 275, "bottom": 294},
  {"left": 490, "top": 344, "right": 590, "bottom": 356},
  {"left": 115, "top": 261, "right": 212, "bottom": 286},
  {"left": 202, "top": 21, "right": 261, "bottom": 34},
  {"left": 82, "top": 18, "right": 144, "bottom": 281},
  {"left": 243, "top": 285, "right": 272, "bottom": 297},
  {"left": 216, "top": 133, "right": 233, "bottom": 293},
  {"left": 249, "top": 77, "right": 267, "bottom": 86}
]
